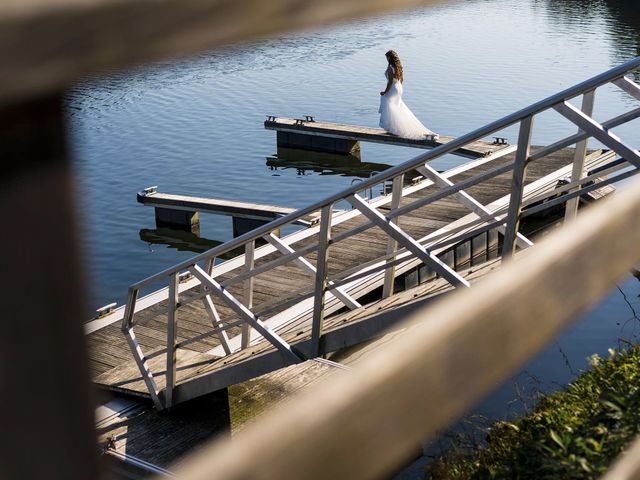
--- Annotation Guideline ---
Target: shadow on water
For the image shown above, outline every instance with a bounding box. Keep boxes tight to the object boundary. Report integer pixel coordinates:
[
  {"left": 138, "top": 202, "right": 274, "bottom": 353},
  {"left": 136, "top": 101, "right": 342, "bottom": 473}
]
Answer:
[
  {"left": 267, "top": 147, "right": 394, "bottom": 178},
  {"left": 140, "top": 227, "right": 242, "bottom": 258}
]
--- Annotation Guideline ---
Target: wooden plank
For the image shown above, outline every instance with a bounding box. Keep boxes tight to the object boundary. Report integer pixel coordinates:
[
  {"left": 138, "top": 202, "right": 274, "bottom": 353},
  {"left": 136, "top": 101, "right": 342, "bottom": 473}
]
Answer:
[
  {"left": 0, "top": 0, "right": 449, "bottom": 106},
  {"left": 94, "top": 348, "right": 217, "bottom": 395},
  {"left": 0, "top": 93, "right": 99, "bottom": 480},
  {"left": 138, "top": 190, "right": 317, "bottom": 225},
  {"left": 228, "top": 360, "right": 338, "bottom": 434},
  {"left": 94, "top": 362, "right": 339, "bottom": 471},
  {"left": 599, "top": 435, "right": 640, "bottom": 480},
  {"left": 265, "top": 117, "right": 514, "bottom": 158}
]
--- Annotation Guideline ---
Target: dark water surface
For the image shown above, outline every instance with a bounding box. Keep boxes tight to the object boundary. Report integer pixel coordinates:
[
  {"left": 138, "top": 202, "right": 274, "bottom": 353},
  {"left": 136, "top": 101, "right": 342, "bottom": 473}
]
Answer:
[{"left": 68, "top": 0, "right": 640, "bottom": 420}]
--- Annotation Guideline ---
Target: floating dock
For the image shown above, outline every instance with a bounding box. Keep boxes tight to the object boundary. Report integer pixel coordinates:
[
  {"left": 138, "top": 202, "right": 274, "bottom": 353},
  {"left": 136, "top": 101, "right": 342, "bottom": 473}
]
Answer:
[
  {"left": 264, "top": 116, "right": 515, "bottom": 158},
  {"left": 137, "top": 187, "right": 319, "bottom": 236}
]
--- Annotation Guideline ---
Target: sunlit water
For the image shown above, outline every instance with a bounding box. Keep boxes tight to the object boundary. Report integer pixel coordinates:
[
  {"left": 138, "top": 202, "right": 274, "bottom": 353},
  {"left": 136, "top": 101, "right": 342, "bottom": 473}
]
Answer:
[{"left": 68, "top": 0, "right": 640, "bottom": 426}]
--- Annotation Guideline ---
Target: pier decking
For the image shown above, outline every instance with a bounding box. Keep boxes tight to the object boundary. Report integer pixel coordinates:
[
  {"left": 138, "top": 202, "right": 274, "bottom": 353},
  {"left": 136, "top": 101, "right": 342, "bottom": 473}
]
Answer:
[
  {"left": 265, "top": 116, "right": 516, "bottom": 158},
  {"left": 85, "top": 65, "right": 640, "bottom": 412},
  {"left": 85, "top": 146, "right": 622, "bottom": 407},
  {"left": 137, "top": 187, "right": 319, "bottom": 236}
]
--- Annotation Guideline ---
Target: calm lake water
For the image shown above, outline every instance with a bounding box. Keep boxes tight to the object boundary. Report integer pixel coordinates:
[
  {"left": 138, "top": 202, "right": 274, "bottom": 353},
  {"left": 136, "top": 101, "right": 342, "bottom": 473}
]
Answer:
[{"left": 68, "top": 0, "right": 640, "bottom": 419}]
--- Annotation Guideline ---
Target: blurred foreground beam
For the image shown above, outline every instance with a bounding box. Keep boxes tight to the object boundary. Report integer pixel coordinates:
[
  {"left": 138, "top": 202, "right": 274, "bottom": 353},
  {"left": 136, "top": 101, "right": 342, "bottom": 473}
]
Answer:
[
  {"left": 0, "top": 95, "right": 98, "bottom": 479},
  {"left": 0, "top": 0, "right": 449, "bottom": 106},
  {"left": 171, "top": 175, "right": 640, "bottom": 479},
  {"left": 600, "top": 435, "right": 640, "bottom": 480}
]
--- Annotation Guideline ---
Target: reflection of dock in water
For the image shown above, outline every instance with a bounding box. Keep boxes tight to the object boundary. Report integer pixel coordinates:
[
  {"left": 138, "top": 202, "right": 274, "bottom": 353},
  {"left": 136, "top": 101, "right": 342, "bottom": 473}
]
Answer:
[
  {"left": 267, "top": 147, "right": 394, "bottom": 178},
  {"left": 139, "top": 228, "right": 227, "bottom": 255}
]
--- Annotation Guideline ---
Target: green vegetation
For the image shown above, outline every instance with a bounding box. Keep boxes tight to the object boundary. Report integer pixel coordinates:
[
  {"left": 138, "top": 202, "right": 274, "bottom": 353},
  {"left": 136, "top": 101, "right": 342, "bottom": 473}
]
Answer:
[{"left": 426, "top": 347, "right": 640, "bottom": 479}]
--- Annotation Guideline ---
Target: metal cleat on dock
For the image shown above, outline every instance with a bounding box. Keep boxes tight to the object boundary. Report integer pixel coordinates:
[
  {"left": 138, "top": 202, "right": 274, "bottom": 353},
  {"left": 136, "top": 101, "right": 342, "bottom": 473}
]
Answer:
[
  {"left": 266, "top": 115, "right": 277, "bottom": 122},
  {"left": 95, "top": 302, "right": 117, "bottom": 318},
  {"left": 493, "top": 137, "right": 508, "bottom": 145},
  {"left": 304, "top": 115, "right": 315, "bottom": 122},
  {"left": 140, "top": 185, "right": 157, "bottom": 196},
  {"left": 178, "top": 271, "right": 193, "bottom": 283}
]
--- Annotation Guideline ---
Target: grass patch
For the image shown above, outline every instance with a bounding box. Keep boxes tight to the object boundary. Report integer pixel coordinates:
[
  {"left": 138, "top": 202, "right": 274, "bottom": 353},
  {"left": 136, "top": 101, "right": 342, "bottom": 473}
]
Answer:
[{"left": 426, "top": 347, "right": 640, "bottom": 479}]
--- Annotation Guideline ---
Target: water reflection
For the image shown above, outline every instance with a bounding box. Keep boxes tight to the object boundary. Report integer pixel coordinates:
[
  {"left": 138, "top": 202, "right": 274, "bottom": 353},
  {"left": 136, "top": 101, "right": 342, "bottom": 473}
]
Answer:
[
  {"left": 140, "top": 228, "right": 224, "bottom": 254},
  {"left": 542, "top": 0, "right": 640, "bottom": 67},
  {"left": 267, "top": 147, "right": 393, "bottom": 178}
]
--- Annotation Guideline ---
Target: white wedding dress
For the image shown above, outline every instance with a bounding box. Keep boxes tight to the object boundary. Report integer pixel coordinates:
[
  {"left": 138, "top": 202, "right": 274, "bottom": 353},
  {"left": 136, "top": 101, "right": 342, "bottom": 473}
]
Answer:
[{"left": 379, "top": 65, "right": 438, "bottom": 140}]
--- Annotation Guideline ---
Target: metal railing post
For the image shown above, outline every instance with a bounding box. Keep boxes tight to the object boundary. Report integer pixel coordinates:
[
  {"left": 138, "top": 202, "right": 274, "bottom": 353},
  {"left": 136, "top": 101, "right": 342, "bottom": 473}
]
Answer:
[
  {"left": 564, "top": 89, "right": 595, "bottom": 223},
  {"left": 241, "top": 240, "right": 255, "bottom": 349},
  {"left": 311, "top": 205, "right": 333, "bottom": 357},
  {"left": 121, "top": 287, "right": 138, "bottom": 331},
  {"left": 205, "top": 256, "right": 216, "bottom": 275},
  {"left": 383, "top": 175, "right": 404, "bottom": 298},
  {"left": 502, "top": 115, "right": 534, "bottom": 260},
  {"left": 165, "top": 272, "right": 179, "bottom": 408}
]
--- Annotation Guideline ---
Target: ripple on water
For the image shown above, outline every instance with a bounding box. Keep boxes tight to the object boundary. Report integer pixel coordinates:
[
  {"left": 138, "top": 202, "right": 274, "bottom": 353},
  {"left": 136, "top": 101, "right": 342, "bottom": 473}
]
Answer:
[{"left": 67, "top": 0, "right": 640, "bottom": 311}]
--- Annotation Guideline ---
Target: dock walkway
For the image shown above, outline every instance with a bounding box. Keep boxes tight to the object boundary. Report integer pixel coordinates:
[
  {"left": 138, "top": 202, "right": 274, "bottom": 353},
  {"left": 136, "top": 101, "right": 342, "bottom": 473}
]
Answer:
[
  {"left": 85, "top": 146, "right": 622, "bottom": 408},
  {"left": 86, "top": 66, "right": 640, "bottom": 410}
]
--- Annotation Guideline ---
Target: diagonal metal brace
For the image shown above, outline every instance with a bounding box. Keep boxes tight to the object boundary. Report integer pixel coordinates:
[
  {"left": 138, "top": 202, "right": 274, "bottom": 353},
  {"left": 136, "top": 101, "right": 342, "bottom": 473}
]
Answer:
[
  {"left": 202, "top": 295, "right": 232, "bottom": 355},
  {"left": 123, "top": 327, "right": 163, "bottom": 409},
  {"left": 347, "top": 194, "right": 470, "bottom": 288},
  {"left": 613, "top": 76, "right": 640, "bottom": 102},
  {"left": 264, "top": 233, "right": 361, "bottom": 310},
  {"left": 553, "top": 101, "right": 640, "bottom": 168},
  {"left": 416, "top": 164, "right": 533, "bottom": 249},
  {"left": 190, "top": 264, "right": 303, "bottom": 364}
]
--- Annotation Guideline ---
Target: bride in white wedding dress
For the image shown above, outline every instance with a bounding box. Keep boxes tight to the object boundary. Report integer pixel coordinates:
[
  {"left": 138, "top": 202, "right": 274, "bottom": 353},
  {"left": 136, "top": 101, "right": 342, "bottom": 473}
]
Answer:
[{"left": 379, "top": 50, "right": 439, "bottom": 141}]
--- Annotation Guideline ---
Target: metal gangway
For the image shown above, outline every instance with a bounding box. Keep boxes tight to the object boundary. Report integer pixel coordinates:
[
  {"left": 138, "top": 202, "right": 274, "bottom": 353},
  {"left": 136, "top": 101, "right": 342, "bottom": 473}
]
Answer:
[{"left": 98, "top": 57, "right": 640, "bottom": 412}]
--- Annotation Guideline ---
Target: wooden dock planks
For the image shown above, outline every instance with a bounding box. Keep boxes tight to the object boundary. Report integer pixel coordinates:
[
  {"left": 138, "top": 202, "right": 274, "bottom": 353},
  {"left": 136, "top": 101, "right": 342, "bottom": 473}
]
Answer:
[
  {"left": 137, "top": 189, "right": 318, "bottom": 225},
  {"left": 96, "top": 359, "right": 342, "bottom": 470},
  {"left": 86, "top": 146, "right": 617, "bottom": 404},
  {"left": 264, "top": 116, "right": 515, "bottom": 158}
]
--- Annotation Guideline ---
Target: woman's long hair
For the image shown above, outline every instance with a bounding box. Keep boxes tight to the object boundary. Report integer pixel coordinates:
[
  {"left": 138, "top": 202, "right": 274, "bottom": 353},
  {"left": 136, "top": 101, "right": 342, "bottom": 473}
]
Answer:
[{"left": 385, "top": 50, "right": 404, "bottom": 83}]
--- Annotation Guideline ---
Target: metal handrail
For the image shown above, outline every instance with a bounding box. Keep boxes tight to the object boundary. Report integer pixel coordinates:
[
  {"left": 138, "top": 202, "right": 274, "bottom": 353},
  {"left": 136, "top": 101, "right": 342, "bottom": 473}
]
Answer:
[
  {"left": 128, "top": 55, "right": 640, "bottom": 289},
  {"left": 120, "top": 56, "right": 640, "bottom": 410}
]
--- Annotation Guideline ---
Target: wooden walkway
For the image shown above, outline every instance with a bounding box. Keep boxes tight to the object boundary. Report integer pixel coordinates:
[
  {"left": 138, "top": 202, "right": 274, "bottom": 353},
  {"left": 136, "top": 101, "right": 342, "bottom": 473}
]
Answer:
[
  {"left": 85, "top": 146, "right": 618, "bottom": 406},
  {"left": 96, "top": 359, "right": 342, "bottom": 473},
  {"left": 264, "top": 116, "right": 516, "bottom": 158}
]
